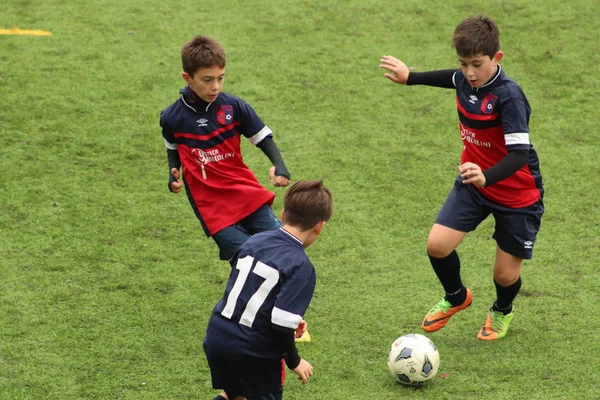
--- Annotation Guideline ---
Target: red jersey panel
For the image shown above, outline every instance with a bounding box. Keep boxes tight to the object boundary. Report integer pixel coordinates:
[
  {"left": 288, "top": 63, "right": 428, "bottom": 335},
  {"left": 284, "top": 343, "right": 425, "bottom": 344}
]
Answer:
[
  {"left": 177, "top": 138, "right": 274, "bottom": 235},
  {"left": 459, "top": 122, "right": 539, "bottom": 208}
]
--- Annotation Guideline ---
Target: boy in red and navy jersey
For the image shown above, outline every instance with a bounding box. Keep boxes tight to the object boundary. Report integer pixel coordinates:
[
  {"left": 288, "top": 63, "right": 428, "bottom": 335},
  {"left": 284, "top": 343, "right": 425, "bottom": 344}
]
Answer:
[
  {"left": 161, "top": 36, "right": 291, "bottom": 261},
  {"left": 380, "top": 15, "right": 544, "bottom": 340}
]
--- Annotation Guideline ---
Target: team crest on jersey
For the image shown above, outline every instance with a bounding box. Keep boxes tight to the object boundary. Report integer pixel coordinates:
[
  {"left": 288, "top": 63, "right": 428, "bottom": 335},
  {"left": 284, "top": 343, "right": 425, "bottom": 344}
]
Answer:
[
  {"left": 216, "top": 105, "right": 234, "bottom": 125},
  {"left": 480, "top": 93, "right": 498, "bottom": 114}
]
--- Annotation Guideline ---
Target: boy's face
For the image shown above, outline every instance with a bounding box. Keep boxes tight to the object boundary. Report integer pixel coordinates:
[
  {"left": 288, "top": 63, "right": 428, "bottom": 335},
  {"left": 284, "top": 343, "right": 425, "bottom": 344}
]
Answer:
[
  {"left": 458, "top": 51, "right": 503, "bottom": 88},
  {"left": 182, "top": 66, "right": 225, "bottom": 103}
]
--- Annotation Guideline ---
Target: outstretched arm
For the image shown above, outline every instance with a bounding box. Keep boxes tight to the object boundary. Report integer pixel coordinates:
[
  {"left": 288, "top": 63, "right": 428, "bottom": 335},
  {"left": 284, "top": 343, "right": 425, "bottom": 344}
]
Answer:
[
  {"left": 380, "top": 55, "right": 455, "bottom": 88},
  {"left": 407, "top": 69, "right": 456, "bottom": 88}
]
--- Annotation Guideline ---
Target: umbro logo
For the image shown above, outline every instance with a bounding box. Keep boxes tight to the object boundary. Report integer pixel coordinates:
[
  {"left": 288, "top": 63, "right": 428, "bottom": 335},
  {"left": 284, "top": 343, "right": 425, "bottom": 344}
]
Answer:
[
  {"left": 469, "top": 95, "right": 478, "bottom": 104},
  {"left": 197, "top": 118, "right": 208, "bottom": 127},
  {"left": 524, "top": 241, "right": 533, "bottom": 249}
]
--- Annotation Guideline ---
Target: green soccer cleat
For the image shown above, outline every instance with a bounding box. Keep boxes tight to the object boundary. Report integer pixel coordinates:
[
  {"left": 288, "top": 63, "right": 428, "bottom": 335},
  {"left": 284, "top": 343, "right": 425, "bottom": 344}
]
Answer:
[
  {"left": 421, "top": 289, "right": 473, "bottom": 332},
  {"left": 477, "top": 309, "right": 515, "bottom": 340}
]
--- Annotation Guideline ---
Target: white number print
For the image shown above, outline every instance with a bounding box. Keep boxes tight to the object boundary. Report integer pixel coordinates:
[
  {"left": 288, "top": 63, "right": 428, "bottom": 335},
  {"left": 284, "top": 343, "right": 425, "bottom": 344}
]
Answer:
[{"left": 220, "top": 255, "right": 280, "bottom": 327}]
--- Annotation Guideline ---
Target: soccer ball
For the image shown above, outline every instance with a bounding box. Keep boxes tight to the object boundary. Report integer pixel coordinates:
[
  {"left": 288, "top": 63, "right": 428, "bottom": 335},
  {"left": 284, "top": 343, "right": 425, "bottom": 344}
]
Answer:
[{"left": 387, "top": 333, "right": 440, "bottom": 386}]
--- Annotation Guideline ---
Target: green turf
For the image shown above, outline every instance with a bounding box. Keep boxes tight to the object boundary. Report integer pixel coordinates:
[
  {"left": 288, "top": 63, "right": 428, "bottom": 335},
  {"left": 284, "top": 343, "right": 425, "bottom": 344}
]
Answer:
[{"left": 1, "top": 0, "right": 599, "bottom": 399}]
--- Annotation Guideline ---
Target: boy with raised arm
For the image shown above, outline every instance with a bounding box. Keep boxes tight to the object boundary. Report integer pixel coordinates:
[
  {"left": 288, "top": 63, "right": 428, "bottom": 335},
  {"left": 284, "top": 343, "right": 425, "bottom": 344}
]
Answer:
[{"left": 380, "top": 15, "right": 544, "bottom": 340}]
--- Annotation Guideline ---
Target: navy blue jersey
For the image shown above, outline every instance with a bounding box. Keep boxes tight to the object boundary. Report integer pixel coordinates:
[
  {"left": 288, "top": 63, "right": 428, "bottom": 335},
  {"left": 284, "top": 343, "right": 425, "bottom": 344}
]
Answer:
[
  {"left": 160, "top": 87, "right": 275, "bottom": 235},
  {"left": 205, "top": 228, "right": 315, "bottom": 359},
  {"left": 453, "top": 66, "right": 543, "bottom": 207}
]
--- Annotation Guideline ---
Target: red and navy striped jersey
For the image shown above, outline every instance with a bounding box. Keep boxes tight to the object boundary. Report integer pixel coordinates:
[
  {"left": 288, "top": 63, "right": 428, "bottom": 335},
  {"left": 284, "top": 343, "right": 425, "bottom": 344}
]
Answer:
[
  {"left": 160, "top": 87, "right": 275, "bottom": 235},
  {"left": 453, "top": 66, "right": 543, "bottom": 208},
  {"left": 205, "top": 228, "right": 315, "bottom": 359}
]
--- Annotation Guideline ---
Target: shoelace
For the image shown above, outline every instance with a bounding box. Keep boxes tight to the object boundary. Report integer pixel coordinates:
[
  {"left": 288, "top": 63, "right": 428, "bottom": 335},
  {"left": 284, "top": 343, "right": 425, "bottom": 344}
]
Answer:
[
  {"left": 490, "top": 312, "right": 506, "bottom": 332},
  {"left": 430, "top": 299, "right": 451, "bottom": 314}
]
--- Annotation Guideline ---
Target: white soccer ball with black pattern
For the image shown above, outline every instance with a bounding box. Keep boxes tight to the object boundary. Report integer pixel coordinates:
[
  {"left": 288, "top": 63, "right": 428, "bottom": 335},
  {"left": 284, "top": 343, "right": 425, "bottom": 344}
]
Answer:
[{"left": 387, "top": 333, "right": 440, "bottom": 386}]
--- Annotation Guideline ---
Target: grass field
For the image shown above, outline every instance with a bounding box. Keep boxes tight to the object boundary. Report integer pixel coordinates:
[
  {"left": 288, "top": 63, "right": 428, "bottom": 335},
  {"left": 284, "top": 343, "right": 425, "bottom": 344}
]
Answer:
[{"left": 1, "top": 0, "right": 599, "bottom": 399}]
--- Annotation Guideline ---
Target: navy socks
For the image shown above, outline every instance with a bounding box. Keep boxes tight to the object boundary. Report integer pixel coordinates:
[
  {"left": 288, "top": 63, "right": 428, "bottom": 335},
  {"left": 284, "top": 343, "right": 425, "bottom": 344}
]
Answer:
[
  {"left": 492, "top": 277, "right": 522, "bottom": 314},
  {"left": 429, "top": 250, "right": 466, "bottom": 306}
]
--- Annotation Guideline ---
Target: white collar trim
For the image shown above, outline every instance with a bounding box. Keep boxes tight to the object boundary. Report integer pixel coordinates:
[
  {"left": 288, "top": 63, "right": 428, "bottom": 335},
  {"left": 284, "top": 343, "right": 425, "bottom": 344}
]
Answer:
[
  {"left": 181, "top": 95, "right": 212, "bottom": 112},
  {"left": 280, "top": 228, "right": 303, "bottom": 245},
  {"left": 477, "top": 65, "right": 502, "bottom": 90}
]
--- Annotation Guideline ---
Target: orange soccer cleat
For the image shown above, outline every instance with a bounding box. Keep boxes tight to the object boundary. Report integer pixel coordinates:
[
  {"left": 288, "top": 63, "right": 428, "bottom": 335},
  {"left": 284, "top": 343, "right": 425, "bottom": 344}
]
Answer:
[{"left": 422, "top": 288, "right": 473, "bottom": 332}]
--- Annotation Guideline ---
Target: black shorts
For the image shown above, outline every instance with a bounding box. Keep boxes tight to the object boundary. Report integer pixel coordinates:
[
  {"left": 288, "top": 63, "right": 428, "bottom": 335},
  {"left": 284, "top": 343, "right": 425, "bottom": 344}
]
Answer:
[
  {"left": 203, "top": 338, "right": 284, "bottom": 400},
  {"left": 435, "top": 176, "right": 544, "bottom": 259}
]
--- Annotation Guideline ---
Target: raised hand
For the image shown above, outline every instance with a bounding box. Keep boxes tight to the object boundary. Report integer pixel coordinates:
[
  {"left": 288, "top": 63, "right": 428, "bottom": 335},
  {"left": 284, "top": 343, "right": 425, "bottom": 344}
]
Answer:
[{"left": 379, "top": 55, "right": 411, "bottom": 84}]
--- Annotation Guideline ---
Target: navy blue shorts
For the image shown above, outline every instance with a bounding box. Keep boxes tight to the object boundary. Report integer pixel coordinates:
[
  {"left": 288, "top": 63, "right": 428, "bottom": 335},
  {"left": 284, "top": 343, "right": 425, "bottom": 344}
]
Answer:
[
  {"left": 203, "top": 339, "right": 284, "bottom": 400},
  {"left": 435, "top": 176, "right": 544, "bottom": 259}
]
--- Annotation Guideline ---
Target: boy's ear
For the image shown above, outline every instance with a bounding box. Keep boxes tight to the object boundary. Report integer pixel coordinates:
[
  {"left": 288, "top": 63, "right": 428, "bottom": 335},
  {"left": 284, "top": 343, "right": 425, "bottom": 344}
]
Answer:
[
  {"left": 313, "top": 221, "right": 326, "bottom": 235},
  {"left": 493, "top": 51, "right": 503, "bottom": 63},
  {"left": 182, "top": 72, "right": 192, "bottom": 84},
  {"left": 280, "top": 209, "right": 285, "bottom": 223}
]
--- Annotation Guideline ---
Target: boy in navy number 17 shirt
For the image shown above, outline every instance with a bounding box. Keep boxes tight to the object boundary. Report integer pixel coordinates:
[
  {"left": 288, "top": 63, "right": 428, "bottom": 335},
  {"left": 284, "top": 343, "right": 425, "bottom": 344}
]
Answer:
[{"left": 204, "top": 180, "right": 333, "bottom": 400}]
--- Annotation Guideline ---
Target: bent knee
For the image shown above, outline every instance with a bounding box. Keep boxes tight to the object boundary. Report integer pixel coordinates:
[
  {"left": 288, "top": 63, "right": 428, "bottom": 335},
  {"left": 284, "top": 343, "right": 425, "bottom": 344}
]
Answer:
[
  {"left": 426, "top": 224, "right": 465, "bottom": 258},
  {"left": 493, "top": 270, "right": 521, "bottom": 286},
  {"left": 426, "top": 237, "right": 454, "bottom": 258}
]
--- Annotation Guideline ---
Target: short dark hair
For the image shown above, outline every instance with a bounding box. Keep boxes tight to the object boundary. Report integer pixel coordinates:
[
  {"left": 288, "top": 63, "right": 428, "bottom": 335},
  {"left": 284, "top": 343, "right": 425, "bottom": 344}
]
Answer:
[
  {"left": 283, "top": 180, "right": 333, "bottom": 231},
  {"left": 453, "top": 15, "right": 500, "bottom": 58},
  {"left": 181, "top": 36, "right": 226, "bottom": 77}
]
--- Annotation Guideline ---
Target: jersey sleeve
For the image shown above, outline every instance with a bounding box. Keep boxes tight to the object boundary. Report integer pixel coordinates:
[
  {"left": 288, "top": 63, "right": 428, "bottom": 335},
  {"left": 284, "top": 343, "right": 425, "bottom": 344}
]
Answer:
[
  {"left": 271, "top": 263, "right": 315, "bottom": 332},
  {"left": 407, "top": 69, "right": 457, "bottom": 88},
  {"left": 483, "top": 149, "right": 529, "bottom": 186},
  {"left": 160, "top": 111, "right": 178, "bottom": 150},
  {"left": 235, "top": 100, "right": 273, "bottom": 145},
  {"left": 499, "top": 96, "right": 530, "bottom": 150}
]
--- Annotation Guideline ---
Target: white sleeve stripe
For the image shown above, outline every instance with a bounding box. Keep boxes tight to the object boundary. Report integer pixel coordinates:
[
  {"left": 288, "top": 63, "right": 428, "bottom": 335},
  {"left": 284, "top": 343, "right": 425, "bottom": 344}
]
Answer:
[
  {"left": 248, "top": 125, "right": 272, "bottom": 146},
  {"left": 164, "top": 138, "right": 178, "bottom": 150},
  {"left": 272, "top": 306, "right": 302, "bottom": 329},
  {"left": 504, "top": 132, "right": 530, "bottom": 146}
]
